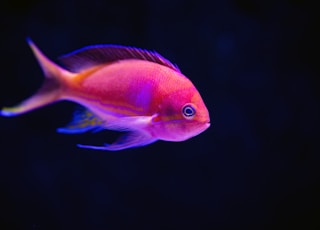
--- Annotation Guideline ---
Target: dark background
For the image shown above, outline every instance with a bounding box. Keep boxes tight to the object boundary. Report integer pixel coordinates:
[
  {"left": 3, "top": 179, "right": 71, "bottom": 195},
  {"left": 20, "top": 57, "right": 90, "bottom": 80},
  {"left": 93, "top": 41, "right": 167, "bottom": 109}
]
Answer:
[{"left": 0, "top": 0, "right": 319, "bottom": 229}]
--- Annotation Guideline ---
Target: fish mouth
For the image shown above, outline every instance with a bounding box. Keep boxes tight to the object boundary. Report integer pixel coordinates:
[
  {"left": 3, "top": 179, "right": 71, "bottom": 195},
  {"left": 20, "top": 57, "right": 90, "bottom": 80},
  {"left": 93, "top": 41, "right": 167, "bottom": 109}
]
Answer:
[
  {"left": 189, "top": 122, "right": 210, "bottom": 139},
  {"left": 198, "top": 122, "right": 210, "bottom": 133},
  {"left": 204, "top": 122, "right": 211, "bottom": 130},
  {"left": 203, "top": 118, "right": 211, "bottom": 128}
]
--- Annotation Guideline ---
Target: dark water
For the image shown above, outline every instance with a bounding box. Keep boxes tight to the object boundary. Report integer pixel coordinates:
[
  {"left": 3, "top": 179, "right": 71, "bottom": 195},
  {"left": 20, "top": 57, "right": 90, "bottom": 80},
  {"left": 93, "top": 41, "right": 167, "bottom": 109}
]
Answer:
[{"left": 0, "top": 0, "right": 319, "bottom": 229}]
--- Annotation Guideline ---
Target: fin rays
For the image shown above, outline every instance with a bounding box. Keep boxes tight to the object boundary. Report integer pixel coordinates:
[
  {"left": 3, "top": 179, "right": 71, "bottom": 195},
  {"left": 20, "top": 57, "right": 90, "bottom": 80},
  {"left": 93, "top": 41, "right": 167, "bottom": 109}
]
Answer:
[
  {"left": 57, "top": 108, "right": 104, "bottom": 134},
  {"left": 0, "top": 39, "right": 71, "bottom": 117},
  {"left": 77, "top": 131, "right": 156, "bottom": 151},
  {"left": 59, "top": 45, "right": 181, "bottom": 73}
]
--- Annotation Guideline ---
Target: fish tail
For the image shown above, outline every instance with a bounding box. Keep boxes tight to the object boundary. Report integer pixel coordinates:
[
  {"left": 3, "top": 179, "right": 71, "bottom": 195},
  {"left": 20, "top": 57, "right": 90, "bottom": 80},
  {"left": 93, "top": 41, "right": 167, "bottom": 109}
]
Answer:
[{"left": 1, "top": 38, "right": 74, "bottom": 117}]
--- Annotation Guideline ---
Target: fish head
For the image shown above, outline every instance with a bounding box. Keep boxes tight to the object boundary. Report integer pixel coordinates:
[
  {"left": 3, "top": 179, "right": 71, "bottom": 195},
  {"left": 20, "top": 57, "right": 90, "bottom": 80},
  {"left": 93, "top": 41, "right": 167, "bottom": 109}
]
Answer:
[{"left": 153, "top": 87, "right": 210, "bottom": 141}]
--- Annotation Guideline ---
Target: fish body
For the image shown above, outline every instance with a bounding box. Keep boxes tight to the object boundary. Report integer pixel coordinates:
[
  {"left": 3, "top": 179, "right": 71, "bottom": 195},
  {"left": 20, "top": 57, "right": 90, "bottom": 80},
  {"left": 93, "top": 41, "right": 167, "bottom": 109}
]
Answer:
[{"left": 1, "top": 39, "right": 210, "bottom": 151}]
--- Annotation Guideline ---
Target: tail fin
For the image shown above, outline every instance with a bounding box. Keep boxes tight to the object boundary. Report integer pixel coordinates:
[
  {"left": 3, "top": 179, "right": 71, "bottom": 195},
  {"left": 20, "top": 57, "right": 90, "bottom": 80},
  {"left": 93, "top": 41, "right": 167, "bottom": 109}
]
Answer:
[{"left": 1, "top": 39, "right": 73, "bottom": 117}]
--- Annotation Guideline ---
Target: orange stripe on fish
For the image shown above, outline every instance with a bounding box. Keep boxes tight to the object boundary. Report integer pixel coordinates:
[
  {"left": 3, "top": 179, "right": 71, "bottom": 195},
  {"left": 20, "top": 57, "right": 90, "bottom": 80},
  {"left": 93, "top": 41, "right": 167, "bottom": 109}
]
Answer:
[{"left": 1, "top": 39, "right": 210, "bottom": 151}]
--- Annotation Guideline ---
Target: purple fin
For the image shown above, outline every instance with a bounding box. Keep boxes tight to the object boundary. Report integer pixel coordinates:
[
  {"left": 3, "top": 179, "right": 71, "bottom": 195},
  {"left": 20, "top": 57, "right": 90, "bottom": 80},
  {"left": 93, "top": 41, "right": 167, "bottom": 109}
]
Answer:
[
  {"left": 77, "top": 131, "right": 157, "bottom": 151},
  {"left": 59, "top": 45, "right": 181, "bottom": 73},
  {"left": 57, "top": 108, "right": 104, "bottom": 134}
]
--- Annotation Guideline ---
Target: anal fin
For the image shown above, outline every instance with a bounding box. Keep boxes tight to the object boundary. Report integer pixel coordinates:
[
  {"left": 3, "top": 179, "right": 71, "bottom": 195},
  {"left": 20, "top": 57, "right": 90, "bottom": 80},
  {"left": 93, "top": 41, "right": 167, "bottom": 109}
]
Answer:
[{"left": 57, "top": 108, "right": 104, "bottom": 134}]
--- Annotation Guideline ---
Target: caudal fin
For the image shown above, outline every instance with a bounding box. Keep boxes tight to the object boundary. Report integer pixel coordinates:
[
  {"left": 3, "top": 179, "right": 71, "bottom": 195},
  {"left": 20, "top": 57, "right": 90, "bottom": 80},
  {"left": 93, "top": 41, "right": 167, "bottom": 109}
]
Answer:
[{"left": 1, "top": 39, "right": 73, "bottom": 117}]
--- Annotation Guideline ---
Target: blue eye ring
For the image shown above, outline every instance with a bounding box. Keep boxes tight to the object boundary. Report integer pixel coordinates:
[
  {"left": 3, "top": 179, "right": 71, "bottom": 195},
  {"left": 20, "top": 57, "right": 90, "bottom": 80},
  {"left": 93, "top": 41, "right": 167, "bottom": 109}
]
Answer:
[{"left": 182, "top": 104, "right": 196, "bottom": 119}]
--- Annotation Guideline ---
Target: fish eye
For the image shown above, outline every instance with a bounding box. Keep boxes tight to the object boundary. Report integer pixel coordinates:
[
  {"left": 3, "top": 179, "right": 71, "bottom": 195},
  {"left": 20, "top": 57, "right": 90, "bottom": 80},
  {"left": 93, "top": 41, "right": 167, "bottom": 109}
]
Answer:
[{"left": 182, "top": 104, "right": 196, "bottom": 119}]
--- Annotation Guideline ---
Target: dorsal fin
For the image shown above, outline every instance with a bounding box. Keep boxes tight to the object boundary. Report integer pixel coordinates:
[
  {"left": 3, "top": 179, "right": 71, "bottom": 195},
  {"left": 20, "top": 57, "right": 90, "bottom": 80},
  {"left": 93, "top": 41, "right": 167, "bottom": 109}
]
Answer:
[{"left": 59, "top": 45, "right": 181, "bottom": 73}]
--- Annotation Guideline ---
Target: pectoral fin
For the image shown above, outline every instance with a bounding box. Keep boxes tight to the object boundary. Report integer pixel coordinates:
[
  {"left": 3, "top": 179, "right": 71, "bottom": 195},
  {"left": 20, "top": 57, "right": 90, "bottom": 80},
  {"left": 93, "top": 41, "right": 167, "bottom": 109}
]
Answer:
[
  {"left": 103, "top": 114, "right": 157, "bottom": 131},
  {"left": 77, "top": 131, "right": 157, "bottom": 151}
]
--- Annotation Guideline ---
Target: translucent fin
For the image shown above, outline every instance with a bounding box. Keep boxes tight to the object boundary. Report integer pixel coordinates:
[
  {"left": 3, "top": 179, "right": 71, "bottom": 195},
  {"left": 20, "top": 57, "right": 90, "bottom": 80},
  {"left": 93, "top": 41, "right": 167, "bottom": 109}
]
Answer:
[
  {"left": 1, "top": 39, "right": 73, "bottom": 117},
  {"left": 77, "top": 131, "right": 157, "bottom": 151},
  {"left": 59, "top": 45, "right": 181, "bottom": 73},
  {"left": 27, "top": 38, "right": 64, "bottom": 79},
  {"left": 1, "top": 78, "right": 61, "bottom": 117},
  {"left": 102, "top": 115, "right": 156, "bottom": 131},
  {"left": 57, "top": 109, "right": 104, "bottom": 134}
]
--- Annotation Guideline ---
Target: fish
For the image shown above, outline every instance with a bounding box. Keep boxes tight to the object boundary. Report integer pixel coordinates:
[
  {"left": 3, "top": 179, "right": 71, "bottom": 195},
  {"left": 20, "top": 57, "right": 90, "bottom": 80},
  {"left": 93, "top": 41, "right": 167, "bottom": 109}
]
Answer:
[{"left": 0, "top": 39, "right": 210, "bottom": 151}]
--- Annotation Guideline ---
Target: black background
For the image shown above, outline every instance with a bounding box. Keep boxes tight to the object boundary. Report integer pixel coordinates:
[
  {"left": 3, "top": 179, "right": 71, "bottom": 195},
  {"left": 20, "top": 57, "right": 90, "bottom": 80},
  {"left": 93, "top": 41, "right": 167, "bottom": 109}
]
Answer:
[{"left": 0, "top": 0, "right": 319, "bottom": 229}]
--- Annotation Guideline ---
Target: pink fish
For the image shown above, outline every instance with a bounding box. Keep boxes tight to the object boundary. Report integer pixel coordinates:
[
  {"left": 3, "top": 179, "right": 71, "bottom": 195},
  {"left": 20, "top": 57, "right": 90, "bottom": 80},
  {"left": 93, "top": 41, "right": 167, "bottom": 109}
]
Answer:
[{"left": 1, "top": 39, "right": 210, "bottom": 151}]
